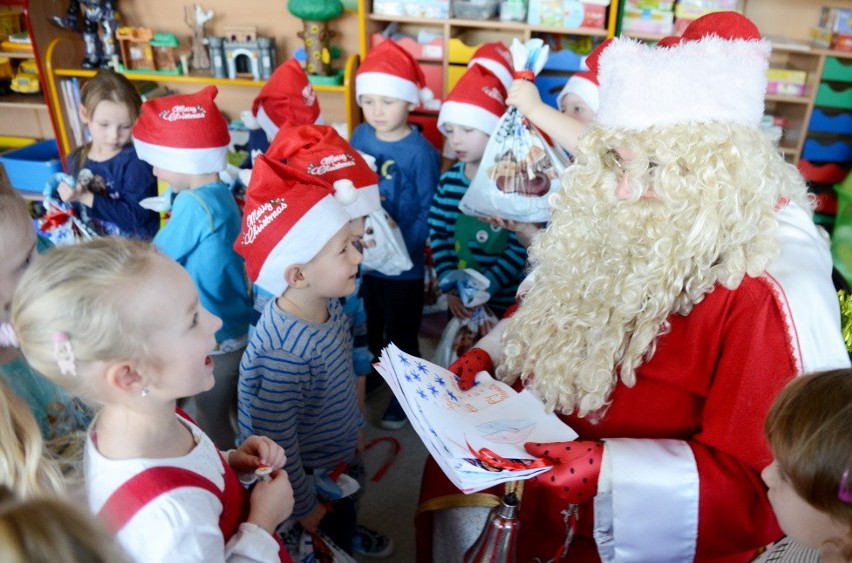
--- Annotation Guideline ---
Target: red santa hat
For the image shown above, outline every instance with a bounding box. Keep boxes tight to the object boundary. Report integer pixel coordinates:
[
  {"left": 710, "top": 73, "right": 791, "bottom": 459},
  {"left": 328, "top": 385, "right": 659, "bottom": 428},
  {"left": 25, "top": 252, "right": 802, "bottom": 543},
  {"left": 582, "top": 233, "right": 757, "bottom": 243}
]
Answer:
[
  {"left": 556, "top": 38, "right": 611, "bottom": 113},
  {"left": 133, "top": 85, "right": 229, "bottom": 174},
  {"left": 235, "top": 155, "right": 351, "bottom": 296},
  {"left": 437, "top": 65, "right": 507, "bottom": 136},
  {"left": 467, "top": 42, "right": 514, "bottom": 91},
  {"left": 252, "top": 58, "right": 321, "bottom": 142},
  {"left": 355, "top": 40, "right": 433, "bottom": 106},
  {"left": 596, "top": 11, "right": 770, "bottom": 131},
  {"left": 266, "top": 124, "right": 381, "bottom": 219}
]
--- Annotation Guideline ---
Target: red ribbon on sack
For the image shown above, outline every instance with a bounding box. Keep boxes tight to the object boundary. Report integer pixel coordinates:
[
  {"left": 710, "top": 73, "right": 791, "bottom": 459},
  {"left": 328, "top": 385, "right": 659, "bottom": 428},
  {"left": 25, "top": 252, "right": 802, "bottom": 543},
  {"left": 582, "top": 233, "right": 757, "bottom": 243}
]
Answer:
[
  {"left": 466, "top": 441, "right": 552, "bottom": 471},
  {"left": 40, "top": 210, "right": 74, "bottom": 230},
  {"left": 513, "top": 69, "right": 535, "bottom": 82}
]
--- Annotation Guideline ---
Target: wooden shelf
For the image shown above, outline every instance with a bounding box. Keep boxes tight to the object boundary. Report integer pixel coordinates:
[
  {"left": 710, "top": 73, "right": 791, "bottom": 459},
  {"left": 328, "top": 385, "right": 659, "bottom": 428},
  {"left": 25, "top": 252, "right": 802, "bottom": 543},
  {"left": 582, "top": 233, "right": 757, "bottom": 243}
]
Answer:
[
  {"left": 0, "top": 92, "right": 46, "bottom": 109},
  {"left": 0, "top": 49, "right": 34, "bottom": 59},
  {"left": 367, "top": 13, "right": 609, "bottom": 36},
  {"left": 765, "top": 93, "right": 811, "bottom": 105}
]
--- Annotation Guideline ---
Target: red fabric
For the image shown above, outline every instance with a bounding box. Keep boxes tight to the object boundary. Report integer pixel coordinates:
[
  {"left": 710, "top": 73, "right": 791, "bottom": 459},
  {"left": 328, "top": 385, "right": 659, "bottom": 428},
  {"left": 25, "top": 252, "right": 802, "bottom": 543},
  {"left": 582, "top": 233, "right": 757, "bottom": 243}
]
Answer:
[
  {"left": 252, "top": 58, "right": 319, "bottom": 127},
  {"left": 468, "top": 42, "right": 514, "bottom": 87},
  {"left": 418, "top": 277, "right": 793, "bottom": 561},
  {"left": 133, "top": 86, "right": 229, "bottom": 150},
  {"left": 448, "top": 347, "right": 495, "bottom": 391},
  {"left": 523, "top": 441, "right": 603, "bottom": 501}
]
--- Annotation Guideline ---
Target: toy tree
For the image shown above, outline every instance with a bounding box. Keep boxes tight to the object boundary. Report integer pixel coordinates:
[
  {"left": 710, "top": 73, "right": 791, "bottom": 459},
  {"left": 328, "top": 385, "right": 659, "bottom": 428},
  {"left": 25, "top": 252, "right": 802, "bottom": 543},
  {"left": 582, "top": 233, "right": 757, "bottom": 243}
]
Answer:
[{"left": 287, "top": 0, "right": 343, "bottom": 76}]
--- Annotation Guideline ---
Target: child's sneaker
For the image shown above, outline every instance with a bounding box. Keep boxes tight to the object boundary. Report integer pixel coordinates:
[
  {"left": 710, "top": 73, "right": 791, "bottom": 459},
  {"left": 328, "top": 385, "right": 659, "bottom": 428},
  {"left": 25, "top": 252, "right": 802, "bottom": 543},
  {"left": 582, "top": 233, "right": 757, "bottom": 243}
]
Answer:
[
  {"left": 380, "top": 398, "right": 408, "bottom": 430},
  {"left": 353, "top": 525, "right": 394, "bottom": 558}
]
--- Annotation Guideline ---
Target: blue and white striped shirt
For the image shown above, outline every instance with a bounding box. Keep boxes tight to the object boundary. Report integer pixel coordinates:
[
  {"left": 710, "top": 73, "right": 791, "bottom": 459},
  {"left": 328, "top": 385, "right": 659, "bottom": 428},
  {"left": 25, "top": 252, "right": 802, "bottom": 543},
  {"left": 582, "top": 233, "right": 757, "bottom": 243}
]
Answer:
[{"left": 237, "top": 298, "right": 364, "bottom": 519}]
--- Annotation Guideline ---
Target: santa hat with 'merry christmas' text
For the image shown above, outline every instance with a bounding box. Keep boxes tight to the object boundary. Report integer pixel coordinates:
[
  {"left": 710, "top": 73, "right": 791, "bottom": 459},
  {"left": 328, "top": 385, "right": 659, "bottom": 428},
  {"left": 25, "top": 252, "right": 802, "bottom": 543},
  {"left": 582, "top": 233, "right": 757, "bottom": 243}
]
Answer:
[
  {"left": 266, "top": 124, "right": 381, "bottom": 219},
  {"left": 356, "top": 40, "right": 434, "bottom": 106},
  {"left": 596, "top": 11, "right": 770, "bottom": 131},
  {"left": 133, "top": 85, "right": 229, "bottom": 174},
  {"left": 252, "top": 58, "right": 321, "bottom": 142},
  {"left": 467, "top": 42, "right": 514, "bottom": 91},
  {"left": 235, "top": 155, "right": 351, "bottom": 296},
  {"left": 437, "top": 65, "right": 507, "bottom": 136}
]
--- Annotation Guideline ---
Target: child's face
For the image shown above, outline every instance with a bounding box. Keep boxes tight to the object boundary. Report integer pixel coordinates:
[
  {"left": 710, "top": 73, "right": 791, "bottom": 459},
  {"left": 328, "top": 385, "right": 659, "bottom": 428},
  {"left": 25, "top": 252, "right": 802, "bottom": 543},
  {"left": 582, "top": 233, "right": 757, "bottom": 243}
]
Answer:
[
  {"left": 0, "top": 215, "right": 36, "bottom": 322},
  {"left": 304, "top": 224, "right": 363, "bottom": 299},
  {"left": 81, "top": 99, "right": 134, "bottom": 155},
  {"left": 559, "top": 93, "right": 595, "bottom": 125},
  {"left": 349, "top": 217, "right": 366, "bottom": 248},
  {"left": 444, "top": 124, "right": 490, "bottom": 165},
  {"left": 360, "top": 95, "right": 414, "bottom": 140},
  {"left": 142, "top": 254, "right": 223, "bottom": 400},
  {"left": 761, "top": 458, "right": 849, "bottom": 551}
]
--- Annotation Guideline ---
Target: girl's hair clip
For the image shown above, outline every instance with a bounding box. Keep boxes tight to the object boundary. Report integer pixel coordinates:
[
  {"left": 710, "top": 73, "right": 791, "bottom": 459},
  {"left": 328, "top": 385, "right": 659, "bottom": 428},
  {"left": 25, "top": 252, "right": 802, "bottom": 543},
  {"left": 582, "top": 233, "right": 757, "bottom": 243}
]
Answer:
[
  {"left": 840, "top": 469, "right": 852, "bottom": 503},
  {"left": 0, "top": 323, "right": 19, "bottom": 348},
  {"left": 53, "top": 332, "right": 77, "bottom": 377}
]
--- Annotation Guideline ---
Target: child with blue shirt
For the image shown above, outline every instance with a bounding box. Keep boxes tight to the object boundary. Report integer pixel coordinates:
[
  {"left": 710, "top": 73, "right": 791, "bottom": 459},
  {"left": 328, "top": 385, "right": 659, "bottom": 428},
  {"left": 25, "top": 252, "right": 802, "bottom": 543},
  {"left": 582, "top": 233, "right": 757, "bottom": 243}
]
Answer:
[
  {"left": 430, "top": 66, "right": 527, "bottom": 320},
  {"left": 57, "top": 70, "right": 159, "bottom": 239},
  {"left": 235, "top": 157, "right": 392, "bottom": 558},
  {"left": 350, "top": 39, "right": 441, "bottom": 429},
  {"left": 133, "top": 86, "right": 253, "bottom": 449}
]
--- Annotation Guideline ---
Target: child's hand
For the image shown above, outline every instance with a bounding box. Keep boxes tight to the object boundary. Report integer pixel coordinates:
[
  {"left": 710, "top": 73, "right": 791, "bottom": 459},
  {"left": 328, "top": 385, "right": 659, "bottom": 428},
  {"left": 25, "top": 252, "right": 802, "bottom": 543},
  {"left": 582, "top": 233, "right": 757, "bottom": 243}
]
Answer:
[
  {"left": 247, "top": 469, "right": 294, "bottom": 535},
  {"left": 230, "top": 435, "right": 286, "bottom": 473},
  {"left": 484, "top": 217, "right": 544, "bottom": 248},
  {"left": 447, "top": 293, "right": 473, "bottom": 319},
  {"left": 56, "top": 180, "right": 79, "bottom": 203},
  {"left": 507, "top": 79, "right": 544, "bottom": 117},
  {"left": 299, "top": 503, "right": 327, "bottom": 533}
]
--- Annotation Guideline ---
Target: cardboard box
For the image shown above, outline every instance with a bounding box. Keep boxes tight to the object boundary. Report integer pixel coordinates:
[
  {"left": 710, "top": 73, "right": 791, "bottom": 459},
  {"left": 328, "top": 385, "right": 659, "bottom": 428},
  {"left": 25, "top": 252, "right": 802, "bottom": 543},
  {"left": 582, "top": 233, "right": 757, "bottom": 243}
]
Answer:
[
  {"left": 766, "top": 68, "right": 808, "bottom": 97},
  {"left": 622, "top": 6, "right": 674, "bottom": 34},
  {"left": 819, "top": 7, "right": 852, "bottom": 35},
  {"left": 528, "top": 0, "right": 610, "bottom": 29}
]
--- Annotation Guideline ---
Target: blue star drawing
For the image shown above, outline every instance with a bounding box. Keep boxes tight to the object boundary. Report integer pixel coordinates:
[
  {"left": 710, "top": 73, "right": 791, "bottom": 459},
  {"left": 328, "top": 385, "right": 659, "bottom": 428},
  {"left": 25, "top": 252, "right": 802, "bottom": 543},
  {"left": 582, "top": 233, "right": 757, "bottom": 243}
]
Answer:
[
  {"left": 429, "top": 427, "right": 439, "bottom": 438},
  {"left": 404, "top": 372, "right": 413, "bottom": 382},
  {"left": 446, "top": 390, "right": 459, "bottom": 402},
  {"left": 410, "top": 370, "right": 422, "bottom": 382},
  {"left": 427, "top": 384, "right": 440, "bottom": 396},
  {"left": 398, "top": 354, "right": 410, "bottom": 366},
  {"left": 416, "top": 361, "right": 429, "bottom": 374},
  {"left": 434, "top": 375, "right": 446, "bottom": 387},
  {"left": 417, "top": 388, "right": 428, "bottom": 400}
]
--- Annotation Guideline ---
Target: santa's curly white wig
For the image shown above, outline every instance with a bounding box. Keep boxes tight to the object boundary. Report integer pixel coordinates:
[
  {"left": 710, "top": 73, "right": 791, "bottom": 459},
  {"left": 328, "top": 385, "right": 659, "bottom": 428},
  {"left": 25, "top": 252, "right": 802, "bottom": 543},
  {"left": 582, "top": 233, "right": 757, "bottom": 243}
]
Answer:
[{"left": 499, "top": 122, "right": 811, "bottom": 418}]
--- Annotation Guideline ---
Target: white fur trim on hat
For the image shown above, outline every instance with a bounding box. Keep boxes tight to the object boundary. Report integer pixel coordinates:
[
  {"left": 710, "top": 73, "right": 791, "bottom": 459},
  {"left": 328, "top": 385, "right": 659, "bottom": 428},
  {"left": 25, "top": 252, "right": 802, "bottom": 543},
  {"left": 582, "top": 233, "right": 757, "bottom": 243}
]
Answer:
[
  {"left": 333, "top": 179, "right": 358, "bottom": 205},
  {"left": 256, "top": 105, "right": 280, "bottom": 143},
  {"left": 344, "top": 183, "right": 380, "bottom": 218},
  {"left": 133, "top": 138, "right": 228, "bottom": 175},
  {"left": 558, "top": 75, "right": 599, "bottom": 113},
  {"left": 597, "top": 35, "right": 770, "bottom": 130},
  {"left": 254, "top": 194, "right": 351, "bottom": 296},
  {"left": 356, "top": 72, "right": 419, "bottom": 106},
  {"left": 469, "top": 58, "right": 514, "bottom": 91},
  {"left": 437, "top": 101, "right": 501, "bottom": 136}
]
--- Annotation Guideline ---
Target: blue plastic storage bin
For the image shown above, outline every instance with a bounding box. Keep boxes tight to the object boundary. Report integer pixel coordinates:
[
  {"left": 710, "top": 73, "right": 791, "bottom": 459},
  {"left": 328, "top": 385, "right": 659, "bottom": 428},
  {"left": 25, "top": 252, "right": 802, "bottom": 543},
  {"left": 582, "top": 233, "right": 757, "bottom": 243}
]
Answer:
[
  {"left": 802, "top": 138, "right": 852, "bottom": 163},
  {"left": 809, "top": 108, "right": 852, "bottom": 134},
  {"left": 0, "top": 139, "right": 62, "bottom": 194}
]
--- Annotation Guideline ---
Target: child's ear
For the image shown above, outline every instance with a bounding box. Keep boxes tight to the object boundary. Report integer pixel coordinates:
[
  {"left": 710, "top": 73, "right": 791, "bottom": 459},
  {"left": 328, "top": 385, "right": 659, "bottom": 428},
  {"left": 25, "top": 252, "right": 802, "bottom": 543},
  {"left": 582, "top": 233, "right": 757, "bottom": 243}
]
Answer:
[
  {"left": 284, "top": 264, "right": 308, "bottom": 289},
  {"left": 104, "top": 361, "right": 144, "bottom": 395},
  {"left": 78, "top": 103, "right": 89, "bottom": 124},
  {"left": 407, "top": 103, "right": 417, "bottom": 112}
]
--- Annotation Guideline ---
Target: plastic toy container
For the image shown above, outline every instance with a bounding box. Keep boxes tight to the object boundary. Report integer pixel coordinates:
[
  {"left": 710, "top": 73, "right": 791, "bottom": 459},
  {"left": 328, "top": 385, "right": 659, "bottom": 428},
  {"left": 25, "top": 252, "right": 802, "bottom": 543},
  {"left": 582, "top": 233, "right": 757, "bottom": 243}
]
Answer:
[
  {"left": 453, "top": 0, "right": 500, "bottom": 20},
  {"left": 0, "top": 139, "right": 62, "bottom": 194},
  {"left": 822, "top": 57, "right": 852, "bottom": 83},
  {"left": 815, "top": 82, "right": 852, "bottom": 110},
  {"left": 809, "top": 108, "right": 852, "bottom": 134}
]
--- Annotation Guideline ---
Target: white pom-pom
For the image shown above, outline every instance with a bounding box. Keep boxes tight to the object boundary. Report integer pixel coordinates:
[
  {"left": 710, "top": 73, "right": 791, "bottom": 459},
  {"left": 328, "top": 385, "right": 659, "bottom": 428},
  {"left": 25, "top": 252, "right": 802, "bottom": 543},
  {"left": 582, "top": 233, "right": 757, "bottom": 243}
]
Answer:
[
  {"left": 333, "top": 179, "right": 358, "bottom": 205},
  {"left": 420, "top": 87, "right": 434, "bottom": 103}
]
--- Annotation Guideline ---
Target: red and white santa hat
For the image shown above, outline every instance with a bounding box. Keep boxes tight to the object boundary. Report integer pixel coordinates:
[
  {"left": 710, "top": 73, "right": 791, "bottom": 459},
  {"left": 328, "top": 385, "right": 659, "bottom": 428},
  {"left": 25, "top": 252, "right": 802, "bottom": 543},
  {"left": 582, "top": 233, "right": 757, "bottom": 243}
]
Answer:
[
  {"left": 235, "top": 155, "right": 351, "bottom": 296},
  {"left": 596, "top": 11, "right": 770, "bottom": 131},
  {"left": 467, "top": 42, "right": 514, "bottom": 91},
  {"left": 556, "top": 38, "right": 612, "bottom": 113},
  {"left": 133, "top": 85, "right": 229, "bottom": 174},
  {"left": 355, "top": 39, "right": 433, "bottom": 106},
  {"left": 266, "top": 124, "right": 381, "bottom": 219},
  {"left": 437, "top": 65, "right": 507, "bottom": 136},
  {"left": 252, "top": 58, "right": 321, "bottom": 142}
]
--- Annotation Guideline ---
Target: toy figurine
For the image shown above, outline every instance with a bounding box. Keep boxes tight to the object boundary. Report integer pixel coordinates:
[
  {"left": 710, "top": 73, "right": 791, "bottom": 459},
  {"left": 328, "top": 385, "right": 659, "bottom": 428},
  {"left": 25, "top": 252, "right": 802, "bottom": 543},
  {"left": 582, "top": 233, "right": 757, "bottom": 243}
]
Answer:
[
  {"left": 184, "top": 4, "right": 213, "bottom": 71},
  {"left": 52, "top": 0, "right": 120, "bottom": 69},
  {"left": 287, "top": 0, "right": 343, "bottom": 77}
]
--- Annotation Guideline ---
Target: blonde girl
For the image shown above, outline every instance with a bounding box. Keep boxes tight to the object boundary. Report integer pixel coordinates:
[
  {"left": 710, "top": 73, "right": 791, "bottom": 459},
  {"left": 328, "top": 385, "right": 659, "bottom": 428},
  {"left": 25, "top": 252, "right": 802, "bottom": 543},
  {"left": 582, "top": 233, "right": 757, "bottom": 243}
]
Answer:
[
  {"left": 12, "top": 238, "right": 295, "bottom": 563},
  {"left": 0, "top": 174, "right": 89, "bottom": 444},
  {"left": 0, "top": 485, "right": 130, "bottom": 563},
  {"left": 56, "top": 70, "right": 159, "bottom": 239},
  {"left": 759, "top": 369, "right": 852, "bottom": 562}
]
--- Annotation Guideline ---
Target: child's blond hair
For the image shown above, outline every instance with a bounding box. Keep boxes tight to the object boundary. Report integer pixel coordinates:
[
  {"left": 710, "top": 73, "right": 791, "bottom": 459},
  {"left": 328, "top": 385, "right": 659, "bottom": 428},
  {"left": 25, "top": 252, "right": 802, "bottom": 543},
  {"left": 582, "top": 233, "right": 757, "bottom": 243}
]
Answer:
[
  {"left": 11, "top": 238, "right": 162, "bottom": 401},
  {"left": 0, "top": 166, "right": 30, "bottom": 249},
  {"left": 765, "top": 369, "right": 852, "bottom": 558},
  {"left": 0, "top": 486, "right": 129, "bottom": 563}
]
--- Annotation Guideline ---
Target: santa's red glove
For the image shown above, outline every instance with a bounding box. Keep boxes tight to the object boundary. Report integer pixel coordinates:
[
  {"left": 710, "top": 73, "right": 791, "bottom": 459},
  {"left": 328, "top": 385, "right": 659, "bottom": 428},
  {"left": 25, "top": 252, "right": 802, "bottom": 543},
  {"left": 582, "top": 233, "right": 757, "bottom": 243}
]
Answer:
[
  {"left": 448, "top": 347, "right": 494, "bottom": 391},
  {"left": 524, "top": 440, "right": 604, "bottom": 502}
]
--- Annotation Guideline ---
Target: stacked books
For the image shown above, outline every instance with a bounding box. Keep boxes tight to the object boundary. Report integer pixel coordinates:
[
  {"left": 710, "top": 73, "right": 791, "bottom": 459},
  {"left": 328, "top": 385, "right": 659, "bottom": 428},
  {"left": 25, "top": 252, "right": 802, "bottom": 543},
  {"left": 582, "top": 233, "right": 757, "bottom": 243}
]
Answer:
[{"left": 375, "top": 344, "right": 577, "bottom": 493}]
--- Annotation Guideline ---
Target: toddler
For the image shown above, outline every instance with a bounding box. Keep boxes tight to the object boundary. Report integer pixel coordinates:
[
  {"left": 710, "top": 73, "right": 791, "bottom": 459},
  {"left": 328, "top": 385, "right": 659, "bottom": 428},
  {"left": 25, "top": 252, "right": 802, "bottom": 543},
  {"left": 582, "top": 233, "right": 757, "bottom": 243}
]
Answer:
[
  {"left": 757, "top": 369, "right": 852, "bottom": 562},
  {"left": 11, "top": 238, "right": 294, "bottom": 563},
  {"left": 0, "top": 179, "right": 89, "bottom": 443},
  {"left": 350, "top": 39, "right": 441, "bottom": 429},
  {"left": 57, "top": 69, "right": 159, "bottom": 239},
  {"left": 235, "top": 156, "right": 392, "bottom": 558},
  {"left": 430, "top": 65, "right": 527, "bottom": 319},
  {"left": 133, "top": 86, "right": 254, "bottom": 448}
]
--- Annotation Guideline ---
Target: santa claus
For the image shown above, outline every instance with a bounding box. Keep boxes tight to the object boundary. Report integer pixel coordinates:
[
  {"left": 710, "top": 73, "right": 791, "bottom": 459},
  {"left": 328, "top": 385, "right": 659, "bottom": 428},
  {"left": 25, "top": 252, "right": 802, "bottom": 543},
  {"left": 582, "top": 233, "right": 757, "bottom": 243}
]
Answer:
[{"left": 417, "top": 11, "right": 851, "bottom": 562}]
